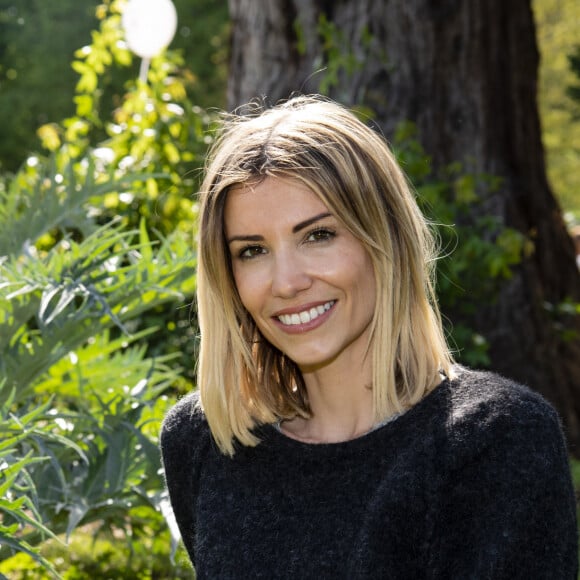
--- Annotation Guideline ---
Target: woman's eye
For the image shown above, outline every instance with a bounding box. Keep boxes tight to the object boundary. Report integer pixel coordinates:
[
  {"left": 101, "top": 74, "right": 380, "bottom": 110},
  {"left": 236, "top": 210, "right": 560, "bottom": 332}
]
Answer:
[
  {"left": 306, "top": 228, "right": 336, "bottom": 243},
  {"left": 238, "top": 245, "right": 266, "bottom": 260}
]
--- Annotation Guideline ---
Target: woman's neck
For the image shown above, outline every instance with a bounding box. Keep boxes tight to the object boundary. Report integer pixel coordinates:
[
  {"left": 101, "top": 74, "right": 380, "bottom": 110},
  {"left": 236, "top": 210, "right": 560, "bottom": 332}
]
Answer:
[{"left": 282, "top": 361, "right": 375, "bottom": 443}]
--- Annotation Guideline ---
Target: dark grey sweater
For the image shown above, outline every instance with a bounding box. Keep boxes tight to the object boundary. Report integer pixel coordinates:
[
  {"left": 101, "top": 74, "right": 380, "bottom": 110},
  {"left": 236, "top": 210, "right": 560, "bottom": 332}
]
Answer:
[{"left": 160, "top": 369, "right": 578, "bottom": 579}]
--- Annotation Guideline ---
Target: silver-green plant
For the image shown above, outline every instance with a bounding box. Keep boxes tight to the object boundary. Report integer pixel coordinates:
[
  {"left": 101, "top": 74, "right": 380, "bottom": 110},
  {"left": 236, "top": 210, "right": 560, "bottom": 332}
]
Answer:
[{"left": 0, "top": 154, "right": 195, "bottom": 575}]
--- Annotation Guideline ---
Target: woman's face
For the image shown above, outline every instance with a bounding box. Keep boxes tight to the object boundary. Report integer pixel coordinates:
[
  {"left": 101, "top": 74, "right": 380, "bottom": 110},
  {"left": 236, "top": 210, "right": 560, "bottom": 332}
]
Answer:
[{"left": 224, "top": 176, "right": 376, "bottom": 374}]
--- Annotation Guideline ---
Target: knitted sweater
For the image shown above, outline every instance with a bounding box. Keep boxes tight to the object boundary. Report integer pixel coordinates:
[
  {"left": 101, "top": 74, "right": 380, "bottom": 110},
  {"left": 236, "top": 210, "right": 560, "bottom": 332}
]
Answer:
[{"left": 160, "top": 369, "right": 578, "bottom": 579}]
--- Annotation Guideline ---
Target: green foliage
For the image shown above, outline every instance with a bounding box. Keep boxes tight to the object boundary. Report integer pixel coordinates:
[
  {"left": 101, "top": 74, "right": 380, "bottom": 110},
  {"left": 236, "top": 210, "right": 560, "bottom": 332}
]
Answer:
[
  {"left": 0, "top": 0, "right": 228, "bottom": 173},
  {"left": 568, "top": 457, "right": 580, "bottom": 570},
  {"left": 392, "top": 122, "right": 532, "bottom": 366},
  {"left": 533, "top": 0, "right": 580, "bottom": 222},
  {"left": 170, "top": 0, "right": 229, "bottom": 111},
  {"left": 0, "top": 524, "right": 194, "bottom": 579},
  {"left": 0, "top": 1, "right": 214, "bottom": 573},
  {"left": 0, "top": 389, "right": 63, "bottom": 578},
  {"left": 543, "top": 298, "right": 580, "bottom": 343},
  {"left": 567, "top": 45, "right": 580, "bottom": 108},
  {"left": 308, "top": 14, "right": 383, "bottom": 103},
  {"left": 0, "top": 145, "right": 196, "bottom": 573},
  {"left": 0, "top": 161, "right": 195, "bottom": 399},
  {"left": 0, "top": 1, "right": 98, "bottom": 172},
  {"left": 32, "top": 0, "right": 214, "bottom": 388},
  {"left": 315, "top": 15, "right": 366, "bottom": 95},
  {"left": 38, "top": 0, "right": 212, "bottom": 234}
]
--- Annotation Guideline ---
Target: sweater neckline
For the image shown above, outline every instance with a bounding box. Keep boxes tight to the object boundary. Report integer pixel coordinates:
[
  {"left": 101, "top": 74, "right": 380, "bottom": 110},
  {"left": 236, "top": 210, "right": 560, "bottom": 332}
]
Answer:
[
  {"left": 262, "top": 376, "right": 450, "bottom": 453},
  {"left": 273, "top": 408, "right": 404, "bottom": 440}
]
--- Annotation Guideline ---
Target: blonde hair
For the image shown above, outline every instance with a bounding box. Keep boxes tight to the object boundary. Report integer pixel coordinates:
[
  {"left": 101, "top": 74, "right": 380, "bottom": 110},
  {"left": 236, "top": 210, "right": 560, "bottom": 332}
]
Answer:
[{"left": 197, "top": 95, "right": 454, "bottom": 455}]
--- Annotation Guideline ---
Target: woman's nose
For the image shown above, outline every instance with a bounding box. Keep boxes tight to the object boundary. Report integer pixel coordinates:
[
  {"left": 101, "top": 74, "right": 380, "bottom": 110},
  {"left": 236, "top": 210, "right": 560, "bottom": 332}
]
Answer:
[{"left": 271, "top": 252, "right": 312, "bottom": 298}]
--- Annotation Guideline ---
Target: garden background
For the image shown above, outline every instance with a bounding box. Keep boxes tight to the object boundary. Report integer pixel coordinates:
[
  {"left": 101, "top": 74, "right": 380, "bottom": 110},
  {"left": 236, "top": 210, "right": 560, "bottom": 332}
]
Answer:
[{"left": 0, "top": 0, "right": 579, "bottom": 577}]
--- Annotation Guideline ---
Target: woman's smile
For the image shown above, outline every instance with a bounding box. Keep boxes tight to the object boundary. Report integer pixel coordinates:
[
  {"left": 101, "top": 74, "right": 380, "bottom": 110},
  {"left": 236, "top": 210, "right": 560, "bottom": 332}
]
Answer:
[
  {"left": 224, "top": 176, "right": 376, "bottom": 372},
  {"left": 273, "top": 300, "right": 336, "bottom": 331}
]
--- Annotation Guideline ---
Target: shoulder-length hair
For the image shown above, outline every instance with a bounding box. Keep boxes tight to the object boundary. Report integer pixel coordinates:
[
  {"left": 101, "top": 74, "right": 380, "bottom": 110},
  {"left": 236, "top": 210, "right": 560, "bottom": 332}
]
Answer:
[{"left": 196, "top": 95, "right": 454, "bottom": 455}]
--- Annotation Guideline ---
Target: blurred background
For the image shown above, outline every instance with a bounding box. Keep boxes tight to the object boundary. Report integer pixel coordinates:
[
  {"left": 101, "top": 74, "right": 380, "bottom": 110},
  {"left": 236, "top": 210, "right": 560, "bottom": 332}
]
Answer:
[{"left": 0, "top": 0, "right": 579, "bottom": 577}]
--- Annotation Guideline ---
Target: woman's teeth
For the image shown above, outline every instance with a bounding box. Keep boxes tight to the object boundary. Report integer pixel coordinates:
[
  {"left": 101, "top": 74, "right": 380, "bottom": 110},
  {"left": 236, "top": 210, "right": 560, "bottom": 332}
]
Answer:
[{"left": 277, "top": 301, "right": 334, "bottom": 326}]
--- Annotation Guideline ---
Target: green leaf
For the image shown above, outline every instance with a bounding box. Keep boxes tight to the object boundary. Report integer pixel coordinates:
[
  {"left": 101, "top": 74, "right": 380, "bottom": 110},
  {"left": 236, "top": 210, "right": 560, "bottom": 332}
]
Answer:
[{"left": 0, "top": 533, "right": 62, "bottom": 579}]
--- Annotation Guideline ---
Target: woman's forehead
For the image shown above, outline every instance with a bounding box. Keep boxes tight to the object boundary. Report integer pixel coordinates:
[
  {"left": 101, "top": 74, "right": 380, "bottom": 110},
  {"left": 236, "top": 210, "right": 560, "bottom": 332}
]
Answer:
[{"left": 223, "top": 177, "right": 339, "bottom": 238}]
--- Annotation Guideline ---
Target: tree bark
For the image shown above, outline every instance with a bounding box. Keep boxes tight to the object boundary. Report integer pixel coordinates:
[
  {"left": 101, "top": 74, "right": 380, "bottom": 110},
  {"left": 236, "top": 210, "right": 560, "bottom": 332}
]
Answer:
[{"left": 227, "top": 0, "right": 580, "bottom": 451}]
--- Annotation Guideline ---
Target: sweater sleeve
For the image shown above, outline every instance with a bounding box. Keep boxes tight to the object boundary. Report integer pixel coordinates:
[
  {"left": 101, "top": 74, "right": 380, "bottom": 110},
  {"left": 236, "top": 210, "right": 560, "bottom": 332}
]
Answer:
[
  {"left": 160, "top": 391, "right": 210, "bottom": 567},
  {"left": 431, "top": 374, "right": 578, "bottom": 579}
]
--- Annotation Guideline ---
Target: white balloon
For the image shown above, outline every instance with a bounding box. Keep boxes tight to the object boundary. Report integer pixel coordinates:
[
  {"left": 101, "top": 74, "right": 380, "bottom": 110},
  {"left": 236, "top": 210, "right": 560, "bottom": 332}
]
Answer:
[{"left": 122, "top": 0, "right": 178, "bottom": 59}]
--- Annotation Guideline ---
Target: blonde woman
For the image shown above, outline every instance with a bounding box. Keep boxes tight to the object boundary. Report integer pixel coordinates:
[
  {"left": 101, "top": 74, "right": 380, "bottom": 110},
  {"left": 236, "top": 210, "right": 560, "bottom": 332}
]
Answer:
[{"left": 161, "top": 96, "right": 577, "bottom": 579}]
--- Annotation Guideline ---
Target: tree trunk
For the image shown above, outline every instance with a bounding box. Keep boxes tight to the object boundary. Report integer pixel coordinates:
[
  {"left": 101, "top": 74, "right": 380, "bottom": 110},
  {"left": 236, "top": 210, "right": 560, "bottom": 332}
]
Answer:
[{"left": 227, "top": 0, "right": 580, "bottom": 451}]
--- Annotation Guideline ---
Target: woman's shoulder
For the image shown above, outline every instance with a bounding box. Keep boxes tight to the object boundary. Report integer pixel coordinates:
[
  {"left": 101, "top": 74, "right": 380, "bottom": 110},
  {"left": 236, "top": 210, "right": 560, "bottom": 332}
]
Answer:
[
  {"left": 442, "top": 366, "right": 567, "bottom": 461},
  {"left": 429, "top": 369, "right": 577, "bottom": 576},
  {"left": 160, "top": 390, "right": 211, "bottom": 467},
  {"left": 162, "top": 390, "right": 204, "bottom": 432},
  {"left": 448, "top": 366, "right": 560, "bottom": 426}
]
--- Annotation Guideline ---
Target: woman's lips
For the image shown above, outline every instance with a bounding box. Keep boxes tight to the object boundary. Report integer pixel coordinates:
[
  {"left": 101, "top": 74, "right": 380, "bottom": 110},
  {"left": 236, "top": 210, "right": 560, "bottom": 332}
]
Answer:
[{"left": 272, "top": 300, "right": 336, "bottom": 333}]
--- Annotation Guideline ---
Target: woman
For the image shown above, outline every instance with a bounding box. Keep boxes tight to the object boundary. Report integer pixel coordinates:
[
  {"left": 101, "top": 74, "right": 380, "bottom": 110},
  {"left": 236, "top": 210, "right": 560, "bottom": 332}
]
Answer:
[{"left": 161, "top": 96, "right": 577, "bottom": 578}]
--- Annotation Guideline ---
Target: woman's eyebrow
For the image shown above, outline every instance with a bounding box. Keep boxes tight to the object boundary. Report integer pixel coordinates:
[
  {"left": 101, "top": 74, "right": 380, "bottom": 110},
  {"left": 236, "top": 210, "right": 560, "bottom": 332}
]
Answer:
[
  {"left": 227, "top": 212, "right": 333, "bottom": 244},
  {"left": 226, "top": 233, "right": 263, "bottom": 244},
  {"left": 292, "top": 212, "right": 332, "bottom": 233}
]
